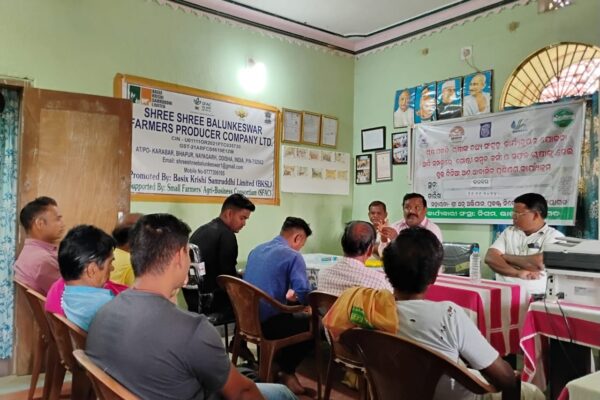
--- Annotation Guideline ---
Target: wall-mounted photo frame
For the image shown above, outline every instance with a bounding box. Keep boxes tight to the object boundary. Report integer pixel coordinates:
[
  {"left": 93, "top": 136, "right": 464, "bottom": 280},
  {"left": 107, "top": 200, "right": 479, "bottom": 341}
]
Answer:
[
  {"left": 463, "top": 70, "right": 493, "bottom": 116},
  {"left": 320, "top": 115, "right": 338, "bottom": 148},
  {"left": 391, "top": 131, "right": 409, "bottom": 165},
  {"left": 355, "top": 154, "right": 372, "bottom": 185},
  {"left": 393, "top": 87, "right": 416, "bottom": 128},
  {"left": 436, "top": 77, "right": 463, "bottom": 120},
  {"left": 361, "top": 126, "right": 386, "bottom": 152},
  {"left": 375, "top": 150, "right": 393, "bottom": 182},
  {"left": 414, "top": 82, "right": 437, "bottom": 124},
  {"left": 301, "top": 111, "right": 321, "bottom": 145},
  {"left": 282, "top": 108, "right": 302, "bottom": 143}
]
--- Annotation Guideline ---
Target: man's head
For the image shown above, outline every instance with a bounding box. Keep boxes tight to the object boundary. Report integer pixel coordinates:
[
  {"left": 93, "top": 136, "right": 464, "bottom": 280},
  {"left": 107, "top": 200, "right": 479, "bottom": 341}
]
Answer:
[
  {"left": 220, "top": 193, "right": 256, "bottom": 233},
  {"left": 402, "top": 193, "right": 427, "bottom": 227},
  {"left": 58, "top": 225, "right": 116, "bottom": 288},
  {"left": 130, "top": 214, "right": 191, "bottom": 285},
  {"left": 112, "top": 213, "right": 143, "bottom": 251},
  {"left": 512, "top": 193, "right": 548, "bottom": 234},
  {"left": 280, "top": 217, "right": 312, "bottom": 251},
  {"left": 419, "top": 89, "right": 433, "bottom": 119},
  {"left": 398, "top": 90, "right": 410, "bottom": 112},
  {"left": 469, "top": 73, "right": 486, "bottom": 95},
  {"left": 383, "top": 227, "right": 443, "bottom": 295},
  {"left": 19, "top": 196, "right": 65, "bottom": 243},
  {"left": 441, "top": 80, "right": 456, "bottom": 104},
  {"left": 341, "top": 221, "right": 376, "bottom": 259},
  {"left": 368, "top": 200, "right": 387, "bottom": 225}
]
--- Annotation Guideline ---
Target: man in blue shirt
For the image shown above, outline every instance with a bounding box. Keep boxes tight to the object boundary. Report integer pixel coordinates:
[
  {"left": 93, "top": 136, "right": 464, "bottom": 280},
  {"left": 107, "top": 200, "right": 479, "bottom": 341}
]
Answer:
[{"left": 244, "top": 217, "right": 313, "bottom": 395}]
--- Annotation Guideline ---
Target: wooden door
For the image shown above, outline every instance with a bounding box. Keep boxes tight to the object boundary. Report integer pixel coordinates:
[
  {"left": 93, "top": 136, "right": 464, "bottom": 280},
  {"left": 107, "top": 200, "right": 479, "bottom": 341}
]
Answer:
[{"left": 15, "top": 88, "right": 131, "bottom": 374}]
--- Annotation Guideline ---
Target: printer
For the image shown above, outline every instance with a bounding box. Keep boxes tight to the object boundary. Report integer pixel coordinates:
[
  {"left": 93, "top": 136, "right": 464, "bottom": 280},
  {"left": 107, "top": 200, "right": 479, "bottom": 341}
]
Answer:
[{"left": 543, "top": 237, "right": 600, "bottom": 306}]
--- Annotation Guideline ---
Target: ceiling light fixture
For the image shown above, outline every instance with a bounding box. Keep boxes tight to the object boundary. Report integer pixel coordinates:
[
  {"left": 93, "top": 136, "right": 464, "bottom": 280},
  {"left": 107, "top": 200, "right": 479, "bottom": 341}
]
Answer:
[{"left": 538, "top": 0, "right": 573, "bottom": 13}]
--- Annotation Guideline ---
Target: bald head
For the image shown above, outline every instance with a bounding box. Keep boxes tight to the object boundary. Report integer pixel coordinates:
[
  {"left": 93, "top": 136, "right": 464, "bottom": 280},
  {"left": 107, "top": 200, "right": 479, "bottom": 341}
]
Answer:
[
  {"left": 112, "top": 213, "right": 143, "bottom": 250},
  {"left": 341, "top": 221, "right": 376, "bottom": 258}
]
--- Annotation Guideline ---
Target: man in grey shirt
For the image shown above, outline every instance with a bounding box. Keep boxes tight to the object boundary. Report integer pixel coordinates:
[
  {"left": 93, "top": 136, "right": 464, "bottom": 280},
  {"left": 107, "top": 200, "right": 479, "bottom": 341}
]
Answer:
[{"left": 86, "top": 213, "right": 294, "bottom": 400}]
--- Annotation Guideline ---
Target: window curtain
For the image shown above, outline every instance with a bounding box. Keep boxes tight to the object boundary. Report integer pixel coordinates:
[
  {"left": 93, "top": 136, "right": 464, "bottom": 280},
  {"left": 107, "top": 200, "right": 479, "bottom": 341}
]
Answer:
[{"left": 0, "top": 88, "right": 20, "bottom": 359}]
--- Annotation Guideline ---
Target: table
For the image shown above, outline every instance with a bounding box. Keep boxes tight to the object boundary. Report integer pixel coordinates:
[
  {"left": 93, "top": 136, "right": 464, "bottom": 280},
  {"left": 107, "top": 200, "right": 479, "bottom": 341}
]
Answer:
[
  {"left": 520, "top": 301, "right": 600, "bottom": 396},
  {"left": 557, "top": 371, "right": 600, "bottom": 400},
  {"left": 303, "top": 253, "right": 340, "bottom": 289},
  {"left": 425, "top": 274, "right": 529, "bottom": 356}
]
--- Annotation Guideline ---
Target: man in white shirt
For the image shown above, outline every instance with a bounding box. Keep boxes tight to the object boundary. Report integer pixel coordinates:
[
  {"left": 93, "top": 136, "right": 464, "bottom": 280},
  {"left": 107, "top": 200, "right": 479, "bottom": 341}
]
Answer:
[
  {"left": 367, "top": 200, "right": 388, "bottom": 259},
  {"left": 379, "top": 193, "right": 442, "bottom": 254},
  {"left": 485, "top": 193, "right": 564, "bottom": 295},
  {"left": 318, "top": 221, "right": 393, "bottom": 296},
  {"left": 393, "top": 89, "right": 414, "bottom": 128}
]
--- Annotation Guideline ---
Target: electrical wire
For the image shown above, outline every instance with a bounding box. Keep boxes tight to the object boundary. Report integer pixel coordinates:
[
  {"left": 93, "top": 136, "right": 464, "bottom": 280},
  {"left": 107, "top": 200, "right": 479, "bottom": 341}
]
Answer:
[{"left": 543, "top": 298, "right": 579, "bottom": 375}]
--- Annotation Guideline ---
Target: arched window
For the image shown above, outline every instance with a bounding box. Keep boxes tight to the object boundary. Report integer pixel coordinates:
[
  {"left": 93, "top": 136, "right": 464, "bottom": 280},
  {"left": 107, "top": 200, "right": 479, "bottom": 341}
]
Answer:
[{"left": 500, "top": 42, "right": 600, "bottom": 109}]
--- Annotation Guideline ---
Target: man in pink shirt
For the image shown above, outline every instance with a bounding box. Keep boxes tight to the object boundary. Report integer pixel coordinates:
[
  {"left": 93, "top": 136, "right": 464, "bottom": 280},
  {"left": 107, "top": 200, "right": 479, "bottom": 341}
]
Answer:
[
  {"left": 13, "top": 196, "right": 65, "bottom": 295},
  {"left": 378, "top": 193, "right": 443, "bottom": 254}
]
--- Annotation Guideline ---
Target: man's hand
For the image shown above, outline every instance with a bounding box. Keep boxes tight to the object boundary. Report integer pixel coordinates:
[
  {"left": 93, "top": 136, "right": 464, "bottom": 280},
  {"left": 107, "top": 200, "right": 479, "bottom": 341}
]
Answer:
[
  {"left": 379, "top": 227, "right": 398, "bottom": 243},
  {"left": 285, "top": 289, "right": 298, "bottom": 302},
  {"left": 516, "top": 269, "right": 541, "bottom": 280}
]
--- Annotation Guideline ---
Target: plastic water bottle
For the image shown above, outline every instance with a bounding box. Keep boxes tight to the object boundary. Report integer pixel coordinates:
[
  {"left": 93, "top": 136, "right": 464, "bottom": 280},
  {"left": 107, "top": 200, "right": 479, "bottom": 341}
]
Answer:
[{"left": 469, "top": 245, "right": 481, "bottom": 283}]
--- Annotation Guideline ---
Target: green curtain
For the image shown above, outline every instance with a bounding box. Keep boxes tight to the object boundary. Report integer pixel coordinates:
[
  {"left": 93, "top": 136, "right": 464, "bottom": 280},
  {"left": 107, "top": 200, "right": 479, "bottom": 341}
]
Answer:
[{"left": 0, "top": 88, "right": 20, "bottom": 359}]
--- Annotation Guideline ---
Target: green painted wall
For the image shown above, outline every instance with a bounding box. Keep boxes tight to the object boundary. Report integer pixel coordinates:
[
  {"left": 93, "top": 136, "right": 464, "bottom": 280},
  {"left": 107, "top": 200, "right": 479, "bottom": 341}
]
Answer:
[
  {"left": 352, "top": 1, "right": 600, "bottom": 277},
  {"left": 0, "top": 0, "right": 355, "bottom": 259}
]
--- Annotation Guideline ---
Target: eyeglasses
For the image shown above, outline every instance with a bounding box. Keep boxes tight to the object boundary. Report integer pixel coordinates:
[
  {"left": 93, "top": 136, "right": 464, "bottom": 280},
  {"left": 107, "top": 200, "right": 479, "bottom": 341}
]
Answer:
[
  {"left": 404, "top": 206, "right": 424, "bottom": 213},
  {"left": 511, "top": 210, "right": 532, "bottom": 218}
]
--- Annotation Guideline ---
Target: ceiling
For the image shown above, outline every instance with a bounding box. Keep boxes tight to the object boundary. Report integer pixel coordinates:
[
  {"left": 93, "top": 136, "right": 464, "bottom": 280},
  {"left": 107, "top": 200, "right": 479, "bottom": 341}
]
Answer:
[{"left": 172, "top": 0, "right": 522, "bottom": 54}]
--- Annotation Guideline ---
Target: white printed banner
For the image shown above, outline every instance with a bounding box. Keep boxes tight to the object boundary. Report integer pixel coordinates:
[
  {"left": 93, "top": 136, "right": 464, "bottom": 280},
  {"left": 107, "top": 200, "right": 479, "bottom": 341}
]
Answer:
[
  {"left": 413, "top": 100, "right": 585, "bottom": 224},
  {"left": 121, "top": 78, "right": 278, "bottom": 203}
]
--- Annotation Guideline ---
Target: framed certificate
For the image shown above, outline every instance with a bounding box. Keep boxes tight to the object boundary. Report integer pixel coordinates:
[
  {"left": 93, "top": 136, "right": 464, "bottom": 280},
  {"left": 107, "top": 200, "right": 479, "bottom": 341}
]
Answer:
[
  {"left": 375, "top": 150, "right": 392, "bottom": 182},
  {"left": 282, "top": 108, "right": 302, "bottom": 143},
  {"left": 301, "top": 111, "right": 321, "bottom": 145},
  {"left": 361, "top": 126, "right": 386, "bottom": 152},
  {"left": 320, "top": 115, "right": 338, "bottom": 148}
]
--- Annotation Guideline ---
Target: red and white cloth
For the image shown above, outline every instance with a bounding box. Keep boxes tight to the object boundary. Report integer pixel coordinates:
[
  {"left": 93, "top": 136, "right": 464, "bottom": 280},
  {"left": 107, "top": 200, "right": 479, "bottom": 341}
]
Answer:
[
  {"left": 425, "top": 274, "right": 529, "bottom": 356},
  {"left": 520, "top": 301, "right": 600, "bottom": 389}
]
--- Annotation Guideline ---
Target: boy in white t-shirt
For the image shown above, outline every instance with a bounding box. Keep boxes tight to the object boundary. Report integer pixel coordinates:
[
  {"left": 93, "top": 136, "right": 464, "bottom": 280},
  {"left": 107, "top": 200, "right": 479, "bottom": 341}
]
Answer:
[{"left": 382, "top": 227, "right": 544, "bottom": 400}]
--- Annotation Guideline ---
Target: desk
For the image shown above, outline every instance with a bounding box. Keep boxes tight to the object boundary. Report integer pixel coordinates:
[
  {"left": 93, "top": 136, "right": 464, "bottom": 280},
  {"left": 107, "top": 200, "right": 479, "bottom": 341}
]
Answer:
[
  {"left": 303, "top": 253, "right": 340, "bottom": 289},
  {"left": 557, "top": 371, "right": 600, "bottom": 400},
  {"left": 520, "top": 301, "right": 600, "bottom": 396},
  {"left": 425, "top": 274, "right": 529, "bottom": 356}
]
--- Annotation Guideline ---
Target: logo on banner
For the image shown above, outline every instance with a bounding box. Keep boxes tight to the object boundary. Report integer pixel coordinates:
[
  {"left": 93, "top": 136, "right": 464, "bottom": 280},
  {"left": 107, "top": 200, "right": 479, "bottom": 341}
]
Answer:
[
  {"left": 418, "top": 134, "right": 429, "bottom": 148},
  {"left": 510, "top": 119, "right": 528, "bottom": 134},
  {"left": 235, "top": 108, "right": 248, "bottom": 119},
  {"left": 128, "top": 85, "right": 152, "bottom": 105},
  {"left": 553, "top": 109, "right": 574, "bottom": 128},
  {"left": 479, "top": 122, "right": 492, "bottom": 138},
  {"left": 264, "top": 111, "right": 273, "bottom": 124},
  {"left": 449, "top": 126, "right": 465, "bottom": 143}
]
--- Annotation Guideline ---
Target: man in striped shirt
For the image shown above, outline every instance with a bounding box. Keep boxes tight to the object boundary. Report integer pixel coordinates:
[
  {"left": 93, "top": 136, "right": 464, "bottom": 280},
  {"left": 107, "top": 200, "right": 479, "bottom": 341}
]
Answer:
[{"left": 318, "top": 221, "right": 393, "bottom": 296}]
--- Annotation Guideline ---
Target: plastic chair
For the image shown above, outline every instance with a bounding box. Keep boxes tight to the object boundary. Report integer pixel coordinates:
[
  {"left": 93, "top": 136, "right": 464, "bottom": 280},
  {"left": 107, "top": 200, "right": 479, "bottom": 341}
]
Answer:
[
  {"left": 216, "top": 275, "right": 313, "bottom": 382},
  {"left": 340, "top": 328, "right": 520, "bottom": 400},
  {"left": 308, "top": 291, "right": 368, "bottom": 400},
  {"left": 23, "top": 287, "right": 66, "bottom": 400},
  {"left": 442, "top": 242, "right": 478, "bottom": 276},
  {"left": 44, "top": 310, "right": 94, "bottom": 399},
  {"left": 72, "top": 350, "right": 139, "bottom": 400}
]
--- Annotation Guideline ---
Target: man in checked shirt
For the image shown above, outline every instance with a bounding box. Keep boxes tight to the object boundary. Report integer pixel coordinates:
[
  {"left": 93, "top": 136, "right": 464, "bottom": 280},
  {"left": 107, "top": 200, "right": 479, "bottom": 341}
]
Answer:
[{"left": 318, "top": 220, "right": 393, "bottom": 296}]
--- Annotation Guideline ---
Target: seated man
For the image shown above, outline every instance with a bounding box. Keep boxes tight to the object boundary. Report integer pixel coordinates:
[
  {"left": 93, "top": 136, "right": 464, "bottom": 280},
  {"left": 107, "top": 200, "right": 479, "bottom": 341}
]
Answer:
[
  {"left": 87, "top": 213, "right": 293, "bottom": 400},
  {"left": 379, "top": 193, "right": 442, "bottom": 255},
  {"left": 367, "top": 200, "right": 388, "bottom": 259},
  {"left": 383, "top": 227, "right": 543, "bottom": 400},
  {"left": 318, "top": 220, "right": 393, "bottom": 296},
  {"left": 13, "top": 196, "right": 65, "bottom": 294},
  {"left": 110, "top": 212, "right": 142, "bottom": 286},
  {"left": 485, "top": 193, "right": 564, "bottom": 295},
  {"left": 243, "top": 217, "right": 313, "bottom": 395},
  {"left": 45, "top": 225, "right": 128, "bottom": 328}
]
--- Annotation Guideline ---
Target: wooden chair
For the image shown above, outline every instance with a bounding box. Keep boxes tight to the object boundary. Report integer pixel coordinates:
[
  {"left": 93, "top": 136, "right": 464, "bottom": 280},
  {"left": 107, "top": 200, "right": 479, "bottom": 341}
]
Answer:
[
  {"left": 72, "top": 350, "right": 139, "bottom": 400},
  {"left": 44, "top": 309, "right": 94, "bottom": 400},
  {"left": 216, "top": 275, "right": 313, "bottom": 382},
  {"left": 308, "top": 291, "right": 368, "bottom": 400},
  {"left": 23, "top": 286, "right": 65, "bottom": 400},
  {"left": 340, "top": 328, "right": 521, "bottom": 400}
]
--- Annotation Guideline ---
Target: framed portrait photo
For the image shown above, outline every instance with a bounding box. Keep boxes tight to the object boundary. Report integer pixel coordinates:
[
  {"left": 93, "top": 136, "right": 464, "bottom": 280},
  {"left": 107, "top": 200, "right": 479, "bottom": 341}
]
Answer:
[
  {"left": 355, "top": 154, "right": 372, "bottom": 185},
  {"left": 436, "top": 77, "right": 463, "bottom": 120},
  {"left": 282, "top": 108, "right": 302, "bottom": 143},
  {"left": 414, "top": 83, "right": 437, "bottom": 124},
  {"left": 463, "top": 70, "right": 493, "bottom": 116},
  {"left": 361, "top": 126, "right": 386, "bottom": 152},
  {"left": 320, "top": 115, "right": 338, "bottom": 148},
  {"left": 301, "top": 111, "right": 321, "bottom": 145},
  {"left": 391, "top": 131, "right": 409, "bottom": 165},
  {"left": 375, "top": 150, "right": 392, "bottom": 182},
  {"left": 393, "top": 87, "right": 416, "bottom": 128}
]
